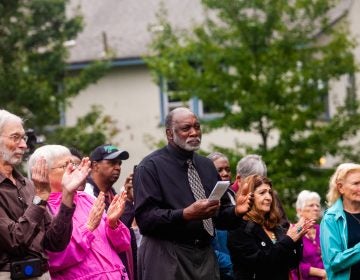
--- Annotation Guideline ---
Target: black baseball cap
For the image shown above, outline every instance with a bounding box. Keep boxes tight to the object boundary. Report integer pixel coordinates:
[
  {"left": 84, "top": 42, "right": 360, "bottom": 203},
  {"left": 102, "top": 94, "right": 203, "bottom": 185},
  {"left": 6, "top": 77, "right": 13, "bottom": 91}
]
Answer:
[{"left": 90, "top": 144, "right": 129, "bottom": 161}]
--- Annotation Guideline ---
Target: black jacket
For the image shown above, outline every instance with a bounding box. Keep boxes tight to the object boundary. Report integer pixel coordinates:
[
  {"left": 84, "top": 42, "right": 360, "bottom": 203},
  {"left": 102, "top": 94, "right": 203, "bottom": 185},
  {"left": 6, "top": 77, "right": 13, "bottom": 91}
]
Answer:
[{"left": 228, "top": 220, "right": 302, "bottom": 280}]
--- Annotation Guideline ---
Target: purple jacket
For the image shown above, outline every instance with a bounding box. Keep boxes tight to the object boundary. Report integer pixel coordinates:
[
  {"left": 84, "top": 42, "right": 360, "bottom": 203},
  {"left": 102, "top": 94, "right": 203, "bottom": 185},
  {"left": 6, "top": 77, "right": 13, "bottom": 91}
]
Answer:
[{"left": 291, "top": 224, "right": 324, "bottom": 280}]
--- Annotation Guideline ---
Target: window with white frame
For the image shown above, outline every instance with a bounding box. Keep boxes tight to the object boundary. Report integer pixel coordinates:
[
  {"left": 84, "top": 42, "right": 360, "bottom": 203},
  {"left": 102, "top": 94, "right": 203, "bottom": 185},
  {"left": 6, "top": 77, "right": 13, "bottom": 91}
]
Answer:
[{"left": 159, "top": 77, "right": 223, "bottom": 124}]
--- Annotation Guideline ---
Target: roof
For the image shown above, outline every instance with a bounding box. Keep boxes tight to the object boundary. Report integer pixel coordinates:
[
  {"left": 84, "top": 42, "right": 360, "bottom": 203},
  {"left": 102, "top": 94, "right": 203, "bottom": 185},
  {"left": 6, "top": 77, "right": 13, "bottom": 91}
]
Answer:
[
  {"left": 67, "top": 0, "right": 353, "bottom": 64},
  {"left": 67, "top": 0, "right": 205, "bottom": 63}
]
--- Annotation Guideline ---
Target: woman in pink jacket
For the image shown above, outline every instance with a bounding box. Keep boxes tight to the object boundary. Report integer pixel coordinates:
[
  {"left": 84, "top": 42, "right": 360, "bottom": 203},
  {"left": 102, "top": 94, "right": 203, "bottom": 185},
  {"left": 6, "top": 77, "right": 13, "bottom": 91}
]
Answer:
[{"left": 28, "top": 145, "right": 131, "bottom": 280}]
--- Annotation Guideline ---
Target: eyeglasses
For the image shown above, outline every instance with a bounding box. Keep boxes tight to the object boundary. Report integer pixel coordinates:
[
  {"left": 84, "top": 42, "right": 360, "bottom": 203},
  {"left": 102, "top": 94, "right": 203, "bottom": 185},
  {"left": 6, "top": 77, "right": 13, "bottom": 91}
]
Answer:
[
  {"left": 51, "top": 161, "right": 79, "bottom": 170},
  {"left": 0, "top": 134, "right": 28, "bottom": 144}
]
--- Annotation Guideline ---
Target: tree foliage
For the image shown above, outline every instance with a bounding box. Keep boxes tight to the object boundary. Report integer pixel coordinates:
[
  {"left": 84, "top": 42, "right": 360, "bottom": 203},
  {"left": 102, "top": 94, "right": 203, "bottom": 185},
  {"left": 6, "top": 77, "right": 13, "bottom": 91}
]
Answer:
[
  {"left": 45, "top": 105, "right": 119, "bottom": 155},
  {"left": 0, "top": 0, "right": 110, "bottom": 136},
  {"left": 146, "top": 0, "right": 360, "bottom": 216}
]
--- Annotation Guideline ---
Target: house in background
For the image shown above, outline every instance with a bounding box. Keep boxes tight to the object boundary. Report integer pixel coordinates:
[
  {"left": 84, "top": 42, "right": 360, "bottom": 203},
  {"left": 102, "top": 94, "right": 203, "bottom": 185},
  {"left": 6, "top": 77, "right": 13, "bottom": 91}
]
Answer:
[{"left": 65, "top": 0, "right": 360, "bottom": 187}]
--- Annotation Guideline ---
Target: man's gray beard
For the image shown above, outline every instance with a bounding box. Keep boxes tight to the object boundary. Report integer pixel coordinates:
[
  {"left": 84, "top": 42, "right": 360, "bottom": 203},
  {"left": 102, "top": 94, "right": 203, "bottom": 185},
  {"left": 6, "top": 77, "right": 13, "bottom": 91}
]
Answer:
[
  {"left": 173, "top": 135, "right": 201, "bottom": 152},
  {"left": 0, "top": 146, "right": 23, "bottom": 166}
]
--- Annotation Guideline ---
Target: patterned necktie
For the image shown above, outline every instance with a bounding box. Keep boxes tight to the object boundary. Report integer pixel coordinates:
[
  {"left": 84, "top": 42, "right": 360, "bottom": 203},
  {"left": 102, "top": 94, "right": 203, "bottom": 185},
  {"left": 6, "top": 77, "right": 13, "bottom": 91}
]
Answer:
[{"left": 187, "top": 159, "right": 214, "bottom": 236}]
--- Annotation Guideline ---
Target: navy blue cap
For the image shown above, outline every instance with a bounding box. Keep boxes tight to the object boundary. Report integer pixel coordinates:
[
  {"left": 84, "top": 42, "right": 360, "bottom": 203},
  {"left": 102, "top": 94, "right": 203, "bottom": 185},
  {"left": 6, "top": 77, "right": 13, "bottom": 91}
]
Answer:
[{"left": 90, "top": 144, "right": 129, "bottom": 161}]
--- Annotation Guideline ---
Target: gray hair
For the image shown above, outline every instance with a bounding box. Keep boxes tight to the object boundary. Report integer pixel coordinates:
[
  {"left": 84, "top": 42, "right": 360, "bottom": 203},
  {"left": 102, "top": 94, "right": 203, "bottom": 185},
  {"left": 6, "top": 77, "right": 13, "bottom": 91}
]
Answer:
[
  {"left": 27, "top": 145, "right": 71, "bottom": 178},
  {"left": 165, "top": 107, "right": 195, "bottom": 129},
  {"left": 0, "top": 109, "right": 23, "bottom": 136},
  {"left": 296, "top": 190, "right": 321, "bottom": 213},
  {"left": 326, "top": 163, "right": 360, "bottom": 206},
  {"left": 207, "top": 152, "right": 229, "bottom": 162},
  {"left": 236, "top": 154, "right": 267, "bottom": 178}
]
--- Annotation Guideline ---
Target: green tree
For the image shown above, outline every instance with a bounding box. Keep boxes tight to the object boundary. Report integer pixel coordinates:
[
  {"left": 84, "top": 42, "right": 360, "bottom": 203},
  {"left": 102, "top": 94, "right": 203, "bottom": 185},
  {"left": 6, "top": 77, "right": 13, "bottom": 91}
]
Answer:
[
  {"left": 146, "top": 0, "right": 360, "bottom": 216},
  {"left": 45, "top": 105, "right": 119, "bottom": 155},
  {"left": 0, "top": 0, "right": 110, "bottom": 136}
]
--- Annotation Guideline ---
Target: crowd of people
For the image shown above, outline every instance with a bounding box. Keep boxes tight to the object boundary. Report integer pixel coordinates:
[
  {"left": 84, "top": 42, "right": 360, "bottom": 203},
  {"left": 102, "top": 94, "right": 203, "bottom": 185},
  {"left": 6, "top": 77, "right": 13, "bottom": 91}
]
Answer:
[{"left": 0, "top": 107, "right": 359, "bottom": 280}]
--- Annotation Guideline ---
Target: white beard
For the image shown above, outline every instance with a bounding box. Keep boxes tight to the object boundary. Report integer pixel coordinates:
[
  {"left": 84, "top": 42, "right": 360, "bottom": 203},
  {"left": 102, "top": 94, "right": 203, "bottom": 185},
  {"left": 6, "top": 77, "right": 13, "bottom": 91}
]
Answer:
[
  {"left": 173, "top": 133, "right": 201, "bottom": 152},
  {"left": 0, "top": 143, "right": 23, "bottom": 165}
]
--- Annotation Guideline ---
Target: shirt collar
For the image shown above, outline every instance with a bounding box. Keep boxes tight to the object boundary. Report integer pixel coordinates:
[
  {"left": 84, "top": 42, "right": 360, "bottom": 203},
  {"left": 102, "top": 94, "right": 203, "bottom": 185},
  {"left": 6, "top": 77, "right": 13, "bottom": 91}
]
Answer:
[
  {"left": 166, "top": 144, "right": 195, "bottom": 167},
  {"left": 86, "top": 175, "right": 116, "bottom": 197},
  {"left": 326, "top": 198, "right": 345, "bottom": 220},
  {"left": 0, "top": 168, "right": 26, "bottom": 186}
]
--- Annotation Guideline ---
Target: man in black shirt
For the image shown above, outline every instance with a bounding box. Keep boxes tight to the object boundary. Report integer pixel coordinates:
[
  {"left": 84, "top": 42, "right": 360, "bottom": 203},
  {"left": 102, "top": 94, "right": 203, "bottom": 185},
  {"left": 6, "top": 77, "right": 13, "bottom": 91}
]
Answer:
[{"left": 134, "top": 107, "right": 253, "bottom": 280}]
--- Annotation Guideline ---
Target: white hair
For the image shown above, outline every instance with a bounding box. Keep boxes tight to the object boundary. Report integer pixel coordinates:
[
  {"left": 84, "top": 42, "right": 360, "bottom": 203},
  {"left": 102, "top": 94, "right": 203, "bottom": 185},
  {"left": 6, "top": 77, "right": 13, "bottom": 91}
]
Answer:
[
  {"left": 0, "top": 109, "right": 23, "bottom": 145},
  {"left": 296, "top": 190, "right": 321, "bottom": 210},
  {"left": 207, "top": 152, "right": 229, "bottom": 162},
  {"left": 27, "top": 145, "right": 71, "bottom": 178}
]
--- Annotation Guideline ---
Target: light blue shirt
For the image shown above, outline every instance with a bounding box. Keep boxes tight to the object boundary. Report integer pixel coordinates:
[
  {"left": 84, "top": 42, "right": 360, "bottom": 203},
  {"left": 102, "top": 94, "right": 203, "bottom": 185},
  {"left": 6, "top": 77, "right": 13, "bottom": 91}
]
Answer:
[{"left": 320, "top": 198, "right": 360, "bottom": 280}]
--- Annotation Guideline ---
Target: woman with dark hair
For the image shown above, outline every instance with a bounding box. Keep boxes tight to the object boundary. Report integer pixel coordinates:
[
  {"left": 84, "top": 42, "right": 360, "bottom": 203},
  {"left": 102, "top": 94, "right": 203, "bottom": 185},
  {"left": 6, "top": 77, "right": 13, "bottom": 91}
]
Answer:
[{"left": 228, "top": 175, "right": 314, "bottom": 280}]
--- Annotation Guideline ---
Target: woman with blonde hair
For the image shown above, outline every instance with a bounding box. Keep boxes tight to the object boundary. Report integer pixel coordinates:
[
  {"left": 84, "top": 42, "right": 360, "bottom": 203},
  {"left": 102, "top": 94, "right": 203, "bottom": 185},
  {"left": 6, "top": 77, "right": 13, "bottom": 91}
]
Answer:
[
  {"left": 228, "top": 175, "right": 314, "bottom": 280},
  {"left": 320, "top": 163, "right": 360, "bottom": 280}
]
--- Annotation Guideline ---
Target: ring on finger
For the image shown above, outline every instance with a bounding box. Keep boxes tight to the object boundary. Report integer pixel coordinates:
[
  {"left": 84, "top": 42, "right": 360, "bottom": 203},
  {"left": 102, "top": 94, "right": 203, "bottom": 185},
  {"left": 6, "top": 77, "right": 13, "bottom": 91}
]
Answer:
[{"left": 296, "top": 226, "right": 302, "bottom": 234}]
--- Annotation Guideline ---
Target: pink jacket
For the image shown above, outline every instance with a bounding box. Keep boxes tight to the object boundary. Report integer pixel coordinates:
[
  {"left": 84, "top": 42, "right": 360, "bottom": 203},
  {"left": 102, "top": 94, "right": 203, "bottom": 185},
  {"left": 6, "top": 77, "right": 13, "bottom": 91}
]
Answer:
[{"left": 46, "top": 192, "right": 130, "bottom": 280}]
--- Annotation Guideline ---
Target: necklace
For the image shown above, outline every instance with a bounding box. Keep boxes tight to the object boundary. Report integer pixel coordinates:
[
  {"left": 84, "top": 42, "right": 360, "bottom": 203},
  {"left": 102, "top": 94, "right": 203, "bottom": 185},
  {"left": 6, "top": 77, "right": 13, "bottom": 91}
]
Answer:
[
  {"left": 305, "top": 227, "right": 316, "bottom": 244},
  {"left": 263, "top": 227, "right": 277, "bottom": 244},
  {"left": 349, "top": 212, "right": 360, "bottom": 224},
  {"left": 270, "top": 232, "right": 277, "bottom": 244}
]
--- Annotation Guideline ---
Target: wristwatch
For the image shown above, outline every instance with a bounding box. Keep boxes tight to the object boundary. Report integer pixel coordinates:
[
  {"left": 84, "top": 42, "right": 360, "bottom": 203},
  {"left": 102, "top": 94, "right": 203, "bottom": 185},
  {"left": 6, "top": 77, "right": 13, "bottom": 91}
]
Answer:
[{"left": 32, "top": 196, "right": 47, "bottom": 206}]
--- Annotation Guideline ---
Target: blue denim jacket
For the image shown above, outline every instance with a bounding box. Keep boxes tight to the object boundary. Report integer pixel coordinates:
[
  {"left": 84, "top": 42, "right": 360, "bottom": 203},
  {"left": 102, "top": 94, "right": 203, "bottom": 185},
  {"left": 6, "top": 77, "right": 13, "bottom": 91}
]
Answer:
[
  {"left": 212, "top": 230, "right": 234, "bottom": 279},
  {"left": 320, "top": 198, "right": 360, "bottom": 280}
]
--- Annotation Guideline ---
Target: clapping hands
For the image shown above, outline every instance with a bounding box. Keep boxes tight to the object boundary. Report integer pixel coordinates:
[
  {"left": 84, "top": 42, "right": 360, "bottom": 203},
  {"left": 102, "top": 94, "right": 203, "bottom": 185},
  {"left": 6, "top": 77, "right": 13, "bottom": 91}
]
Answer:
[
  {"left": 31, "top": 157, "right": 51, "bottom": 201},
  {"left": 87, "top": 192, "right": 106, "bottom": 232},
  {"left": 235, "top": 183, "right": 254, "bottom": 216},
  {"left": 287, "top": 217, "right": 316, "bottom": 242},
  {"left": 62, "top": 157, "right": 91, "bottom": 193},
  {"left": 123, "top": 173, "right": 134, "bottom": 202},
  {"left": 61, "top": 157, "right": 91, "bottom": 207},
  {"left": 86, "top": 191, "right": 127, "bottom": 231},
  {"left": 107, "top": 191, "right": 127, "bottom": 229}
]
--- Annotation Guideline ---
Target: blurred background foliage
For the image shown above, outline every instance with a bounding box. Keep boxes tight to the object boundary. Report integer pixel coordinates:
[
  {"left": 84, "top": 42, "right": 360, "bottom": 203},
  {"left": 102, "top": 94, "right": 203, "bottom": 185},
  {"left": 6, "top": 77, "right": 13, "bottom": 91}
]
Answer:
[{"left": 0, "top": 0, "right": 114, "bottom": 156}]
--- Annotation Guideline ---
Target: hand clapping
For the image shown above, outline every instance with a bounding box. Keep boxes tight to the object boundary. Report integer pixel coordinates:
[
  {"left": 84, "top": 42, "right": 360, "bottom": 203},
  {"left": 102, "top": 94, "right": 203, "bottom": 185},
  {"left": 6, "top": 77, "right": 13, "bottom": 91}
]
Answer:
[
  {"left": 107, "top": 191, "right": 127, "bottom": 229},
  {"left": 62, "top": 157, "right": 91, "bottom": 193},
  {"left": 87, "top": 192, "right": 106, "bottom": 231},
  {"left": 287, "top": 217, "right": 316, "bottom": 242},
  {"left": 31, "top": 157, "right": 51, "bottom": 200},
  {"left": 61, "top": 157, "right": 91, "bottom": 207},
  {"left": 235, "top": 183, "right": 254, "bottom": 216},
  {"left": 123, "top": 173, "right": 134, "bottom": 202}
]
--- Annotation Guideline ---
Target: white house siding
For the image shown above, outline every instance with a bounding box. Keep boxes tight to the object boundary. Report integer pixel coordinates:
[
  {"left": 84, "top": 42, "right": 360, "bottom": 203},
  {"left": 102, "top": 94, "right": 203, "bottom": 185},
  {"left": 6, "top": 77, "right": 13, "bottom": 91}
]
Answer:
[{"left": 66, "top": 66, "right": 164, "bottom": 188}]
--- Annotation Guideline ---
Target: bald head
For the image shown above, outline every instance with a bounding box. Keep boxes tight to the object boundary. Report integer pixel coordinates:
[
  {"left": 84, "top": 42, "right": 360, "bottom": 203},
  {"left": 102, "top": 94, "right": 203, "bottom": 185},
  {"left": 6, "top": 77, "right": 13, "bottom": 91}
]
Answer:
[{"left": 165, "top": 107, "right": 195, "bottom": 129}]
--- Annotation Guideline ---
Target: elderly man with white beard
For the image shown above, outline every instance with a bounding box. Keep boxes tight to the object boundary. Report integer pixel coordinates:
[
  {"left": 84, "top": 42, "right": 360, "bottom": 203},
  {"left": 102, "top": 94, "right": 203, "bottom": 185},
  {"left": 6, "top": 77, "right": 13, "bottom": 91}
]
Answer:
[
  {"left": 134, "top": 107, "right": 254, "bottom": 280},
  {"left": 0, "top": 109, "right": 90, "bottom": 280}
]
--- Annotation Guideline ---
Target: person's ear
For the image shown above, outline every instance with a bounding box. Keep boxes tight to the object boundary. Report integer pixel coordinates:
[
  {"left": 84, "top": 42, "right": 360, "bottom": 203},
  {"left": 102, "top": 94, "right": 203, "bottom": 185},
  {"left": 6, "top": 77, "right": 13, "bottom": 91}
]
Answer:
[
  {"left": 236, "top": 175, "right": 241, "bottom": 182},
  {"left": 337, "top": 182, "right": 344, "bottom": 194},
  {"left": 166, "top": 128, "right": 173, "bottom": 140},
  {"left": 296, "top": 208, "right": 302, "bottom": 217},
  {"left": 92, "top": 161, "right": 99, "bottom": 172}
]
